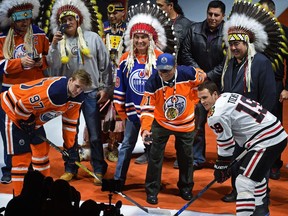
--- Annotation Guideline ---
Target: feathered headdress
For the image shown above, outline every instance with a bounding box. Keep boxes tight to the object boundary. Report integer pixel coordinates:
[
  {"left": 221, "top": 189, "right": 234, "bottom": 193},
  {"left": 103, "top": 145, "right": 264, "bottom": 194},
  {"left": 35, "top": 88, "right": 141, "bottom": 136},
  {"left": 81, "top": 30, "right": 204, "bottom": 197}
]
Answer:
[
  {"left": 222, "top": 0, "right": 288, "bottom": 92},
  {"left": 0, "top": 0, "right": 40, "bottom": 29},
  {"left": 124, "top": 1, "right": 177, "bottom": 75},
  {"left": 0, "top": 0, "right": 40, "bottom": 59},
  {"left": 35, "top": 0, "right": 103, "bottom": 41},
  {"left": 46, "top": 0, "right": 103, "bottom": 64}
]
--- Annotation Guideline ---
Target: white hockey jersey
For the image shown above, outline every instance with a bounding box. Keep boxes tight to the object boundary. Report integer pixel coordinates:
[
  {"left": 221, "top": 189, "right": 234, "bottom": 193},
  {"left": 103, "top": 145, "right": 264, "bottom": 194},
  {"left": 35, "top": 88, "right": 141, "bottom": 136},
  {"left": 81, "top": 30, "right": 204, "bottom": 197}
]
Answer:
[{"left": 207, "top": 93, "right": 287, "bottom": 158}]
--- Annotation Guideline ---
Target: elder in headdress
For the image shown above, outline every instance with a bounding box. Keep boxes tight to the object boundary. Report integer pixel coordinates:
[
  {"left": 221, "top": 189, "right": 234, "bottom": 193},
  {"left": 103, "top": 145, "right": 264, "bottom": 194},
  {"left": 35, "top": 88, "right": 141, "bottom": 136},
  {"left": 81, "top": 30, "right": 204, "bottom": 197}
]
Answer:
[
  {"left": 221, "top": 0, "right": 288, "bottom": 93},
  {"left": 112, "top": 1, "right": 177, "bottom": 190}
]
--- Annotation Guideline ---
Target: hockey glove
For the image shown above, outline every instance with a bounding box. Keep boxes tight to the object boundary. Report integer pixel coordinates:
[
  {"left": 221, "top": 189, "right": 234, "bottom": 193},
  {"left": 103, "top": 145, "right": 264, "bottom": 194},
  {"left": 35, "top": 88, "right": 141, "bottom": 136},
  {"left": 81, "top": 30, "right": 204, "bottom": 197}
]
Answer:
[
  {"left": 18, "top": 115, "right": 36, "bottom": 135},
  {"left": 214, "top": 157, "right": 232, "bottom": 183}
]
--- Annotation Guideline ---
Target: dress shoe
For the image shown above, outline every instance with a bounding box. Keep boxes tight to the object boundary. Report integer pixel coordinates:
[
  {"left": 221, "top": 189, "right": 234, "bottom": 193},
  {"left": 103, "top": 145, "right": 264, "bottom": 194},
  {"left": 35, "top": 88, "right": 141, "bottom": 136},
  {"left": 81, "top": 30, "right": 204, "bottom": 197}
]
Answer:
[
  {"left": 93, "top": 173, "right": 103, "bottom": 186},
  {"left": 193, "top": 163, "right": 204, "bottom": 170},
  {"left": 60, "top": 172, "right": 77, "bottom": 182},
  {"left": 135, "top": 153, "right": 148, "bottom": 164},
  {"left": 180, "top": 190, "right": 193, "bottom": 201},
  {"left": 221, "top": 190, "right": 237, "bottom": 202},
  {"left": 146, "top": 195, "right": 158, "bottom": 204},
  {"left": 269, "top": 168, "right": 280, "bottom": 180}
]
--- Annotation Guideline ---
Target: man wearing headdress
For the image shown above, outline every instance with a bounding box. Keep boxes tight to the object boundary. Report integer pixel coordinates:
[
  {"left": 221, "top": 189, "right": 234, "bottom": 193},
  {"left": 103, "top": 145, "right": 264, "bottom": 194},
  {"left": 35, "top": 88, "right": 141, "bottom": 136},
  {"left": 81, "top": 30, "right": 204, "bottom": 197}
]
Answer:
[
  {"left": 217, "top": 0, "right": 287, "bottom": 214},
  {"left": 47, "top": 0, "right": 113, "bottom": 185},
  {"left": 258, "top": 0, "right": 288, "bottom": 181},
  {"left": 113, "top": 1, "right": 175, "bottom": 189},
  {"left": 134, "top": 0, "right": 194, "bottom": 165},
  {"left": 0, "top": 0, "right": 50, "bottom": 184},
  {"left": 101, "top": 0, "right": 127, "bottom": 163}
]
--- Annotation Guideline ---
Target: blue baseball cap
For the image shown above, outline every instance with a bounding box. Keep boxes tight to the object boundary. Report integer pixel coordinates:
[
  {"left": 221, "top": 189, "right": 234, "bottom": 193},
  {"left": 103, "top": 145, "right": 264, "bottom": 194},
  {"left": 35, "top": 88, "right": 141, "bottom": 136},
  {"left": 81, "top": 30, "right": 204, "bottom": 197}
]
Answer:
[{"left": 156, "top": 53, "right": 175, "bottom": 71}]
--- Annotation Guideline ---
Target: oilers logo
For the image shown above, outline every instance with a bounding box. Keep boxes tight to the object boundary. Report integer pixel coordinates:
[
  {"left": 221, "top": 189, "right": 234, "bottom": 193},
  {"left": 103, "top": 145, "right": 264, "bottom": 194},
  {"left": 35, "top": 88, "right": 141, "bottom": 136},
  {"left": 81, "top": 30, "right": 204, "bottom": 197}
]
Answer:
[
  {"left": 13, "top": 44, "right": 26, "bottom": 59},
  {"left": 129, "top": 69, "right": 148, "bottom": 95},
  {"left": 40, "top": 111, "right": 63, "bottom": 122},
  {"left": 163, "top": 95, "right": 186, "bottom": 117}
]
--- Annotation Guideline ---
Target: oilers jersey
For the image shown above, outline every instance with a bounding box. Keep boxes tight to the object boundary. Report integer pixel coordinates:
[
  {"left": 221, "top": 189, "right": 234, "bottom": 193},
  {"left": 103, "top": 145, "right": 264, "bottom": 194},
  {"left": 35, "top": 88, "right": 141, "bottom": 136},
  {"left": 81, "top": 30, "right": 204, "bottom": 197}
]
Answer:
[
  {"left": 0, "top": 25, "right": 50, "bottom": 88},
  {"left": 113, "top": 50, "right": 162, "bottom": 122},
  {"left": 1, "top": 77, "right": 84, "bottom": 149},
  {"left": 140, "top": 65, "right": 204, "bottom": 133}
]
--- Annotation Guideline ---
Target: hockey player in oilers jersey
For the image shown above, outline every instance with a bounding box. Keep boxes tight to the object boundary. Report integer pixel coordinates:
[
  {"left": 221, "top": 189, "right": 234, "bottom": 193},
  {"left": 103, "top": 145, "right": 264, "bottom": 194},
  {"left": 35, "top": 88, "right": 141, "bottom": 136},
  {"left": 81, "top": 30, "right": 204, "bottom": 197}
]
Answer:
[
  {"left": 140, "top": 53, "right": 206, "bottom": 204},
  {"left": 0, "top": 0, "right": 50, "bottom": 184},
  {"left": 0, "top": 69, "right": 92, "bottom": 196},
  {"left": 197, "top": 81, "right": 287, "bottom": 216}
]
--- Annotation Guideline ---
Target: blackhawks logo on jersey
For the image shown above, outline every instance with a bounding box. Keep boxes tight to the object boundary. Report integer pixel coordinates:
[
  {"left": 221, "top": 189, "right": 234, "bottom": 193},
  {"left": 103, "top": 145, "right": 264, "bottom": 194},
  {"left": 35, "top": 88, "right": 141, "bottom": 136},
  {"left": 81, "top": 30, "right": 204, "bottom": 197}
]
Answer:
[{"left": 208, "top": 105, "right": 215, "bottom": 117}]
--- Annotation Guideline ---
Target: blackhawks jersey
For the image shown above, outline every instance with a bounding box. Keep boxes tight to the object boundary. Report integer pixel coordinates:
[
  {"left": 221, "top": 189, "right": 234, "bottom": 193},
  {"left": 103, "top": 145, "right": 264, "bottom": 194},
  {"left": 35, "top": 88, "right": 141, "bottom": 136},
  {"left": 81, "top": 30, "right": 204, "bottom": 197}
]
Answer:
[
  {"left": 140, "top": 65, "right": 204, "bottom": 133},
  {"left": 0, "top": 25, "right": 50, "bottom": 88},
  {"left": 1, "top": 77, "right": 84, "bottom": 149},
  {"left": 113, "top": 50, "right": 162, "bottom": 122},
  {"left": 207, "top": 93, "right": 287, "bottom": 158}
]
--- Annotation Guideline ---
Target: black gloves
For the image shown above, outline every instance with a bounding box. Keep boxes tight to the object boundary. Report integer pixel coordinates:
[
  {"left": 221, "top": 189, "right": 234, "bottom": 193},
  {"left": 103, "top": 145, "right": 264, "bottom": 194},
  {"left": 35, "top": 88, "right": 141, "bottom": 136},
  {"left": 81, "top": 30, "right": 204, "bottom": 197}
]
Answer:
[
  {"left": 18, "top": 115, "right": 36, "bottom": 135},
  {"left": 214, "top": 157, "right": 232, "bottom": 183}
]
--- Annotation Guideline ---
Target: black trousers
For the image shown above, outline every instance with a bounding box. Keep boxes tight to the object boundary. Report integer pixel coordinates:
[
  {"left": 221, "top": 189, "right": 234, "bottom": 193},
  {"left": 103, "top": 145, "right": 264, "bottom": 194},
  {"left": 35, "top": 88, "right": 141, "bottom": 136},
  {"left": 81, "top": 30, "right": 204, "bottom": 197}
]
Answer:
[{"left": 145, "top": 120, "right": 195, "bottom": 196}]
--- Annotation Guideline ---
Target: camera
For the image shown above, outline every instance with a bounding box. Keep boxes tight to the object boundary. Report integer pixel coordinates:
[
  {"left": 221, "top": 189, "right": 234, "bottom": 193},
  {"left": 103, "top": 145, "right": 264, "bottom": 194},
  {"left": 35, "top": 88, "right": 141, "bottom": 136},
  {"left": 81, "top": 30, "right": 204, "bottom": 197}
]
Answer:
[
  {"left": 101, "top": 179, "right": 123, "bottom": 193},
  {"left": 98, "top": 179, "right": 124, "bottom": 216},
  {"left": 98, "top": 201, "right": 123, "bottom": 216}
]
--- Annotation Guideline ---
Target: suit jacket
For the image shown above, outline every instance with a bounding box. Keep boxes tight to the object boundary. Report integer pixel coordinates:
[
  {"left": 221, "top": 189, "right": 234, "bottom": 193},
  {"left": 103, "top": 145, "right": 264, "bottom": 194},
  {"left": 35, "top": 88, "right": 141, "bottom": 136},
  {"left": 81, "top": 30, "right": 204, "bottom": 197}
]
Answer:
[{"left": 222, "top": 52, "right": 276, "bottom": 112}]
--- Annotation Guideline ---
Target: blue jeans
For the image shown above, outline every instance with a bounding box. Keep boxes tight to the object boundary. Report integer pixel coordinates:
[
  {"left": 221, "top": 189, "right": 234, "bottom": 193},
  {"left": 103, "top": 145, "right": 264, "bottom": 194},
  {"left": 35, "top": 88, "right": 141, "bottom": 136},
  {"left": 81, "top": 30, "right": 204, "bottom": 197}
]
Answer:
[
  {"left": 114, "top": 120, "right": 140, "bottom": 182},
  {"left": 82, "top": 90, "right": 108, "bottom": 175},
  {"left": 193, "top": 103, "right": 207, "bottom": 165}
]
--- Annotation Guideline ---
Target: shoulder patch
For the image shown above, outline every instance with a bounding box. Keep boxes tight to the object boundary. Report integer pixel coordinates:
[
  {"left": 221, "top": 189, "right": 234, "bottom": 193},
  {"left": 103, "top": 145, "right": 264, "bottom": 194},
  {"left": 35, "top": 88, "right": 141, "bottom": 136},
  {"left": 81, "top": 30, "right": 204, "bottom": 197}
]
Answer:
[{"left": 208, "top": 105, "right": 215, "bottom": 117}]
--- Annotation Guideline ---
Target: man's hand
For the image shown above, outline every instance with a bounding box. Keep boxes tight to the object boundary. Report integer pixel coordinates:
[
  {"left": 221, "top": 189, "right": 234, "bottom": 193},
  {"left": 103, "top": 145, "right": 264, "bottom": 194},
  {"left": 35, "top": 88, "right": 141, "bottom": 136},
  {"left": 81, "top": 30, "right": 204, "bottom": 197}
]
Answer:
[
  {"left": 279, "top": 89, "right": 288, "bottom": 102},
  {"left": 142, "top": 130, "right": 152, "bottom": 145},
  {"left": 214, "top": 159, "right": 231, "bottom": 183},
  {"left": 18, "top": 115, "right": 36, "bottom": 135},
  {"left": 97, "top": 90, "right": 109, "bottom": 104},
  {"left": 195, "top": 67, "right": 207, "bottom": 81}
]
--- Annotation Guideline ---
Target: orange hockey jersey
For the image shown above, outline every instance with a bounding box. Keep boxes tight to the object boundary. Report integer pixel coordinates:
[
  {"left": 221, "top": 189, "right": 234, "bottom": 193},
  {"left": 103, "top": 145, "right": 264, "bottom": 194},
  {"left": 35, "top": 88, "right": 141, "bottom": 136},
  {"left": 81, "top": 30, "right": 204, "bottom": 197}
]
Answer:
[
  {"left": 140, "top": 65, "right": 204, "bottom": 133},
  {"left": 0, "top": 25, "right": 49, "bottom": 88},
  {"left": 1, "top": 77, "right": 84, "bottom": 149}
]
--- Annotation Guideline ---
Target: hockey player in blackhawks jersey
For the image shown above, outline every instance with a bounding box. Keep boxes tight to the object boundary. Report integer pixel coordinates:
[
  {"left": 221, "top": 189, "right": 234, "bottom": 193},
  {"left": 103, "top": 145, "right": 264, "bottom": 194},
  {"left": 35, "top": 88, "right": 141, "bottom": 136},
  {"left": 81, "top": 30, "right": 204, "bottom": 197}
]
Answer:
[
  {"left": 197, "top": 81, "right": 287, "bottom": 216},
  {"left": 0, "top": 69, "right": 92, "bottom": 196}
]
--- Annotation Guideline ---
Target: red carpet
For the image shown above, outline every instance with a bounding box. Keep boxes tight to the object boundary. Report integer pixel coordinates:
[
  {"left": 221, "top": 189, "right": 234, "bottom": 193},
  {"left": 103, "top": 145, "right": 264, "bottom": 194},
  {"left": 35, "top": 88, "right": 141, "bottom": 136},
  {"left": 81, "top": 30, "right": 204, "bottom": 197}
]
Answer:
[{"left": 1, "top": 101, "right": 288, "bottom": 215}]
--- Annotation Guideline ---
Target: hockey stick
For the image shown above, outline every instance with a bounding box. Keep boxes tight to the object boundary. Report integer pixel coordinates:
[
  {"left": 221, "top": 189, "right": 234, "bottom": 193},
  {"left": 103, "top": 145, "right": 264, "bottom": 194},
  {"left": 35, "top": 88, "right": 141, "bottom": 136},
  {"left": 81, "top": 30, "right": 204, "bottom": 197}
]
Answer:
[
  {"left": 173, "top": 149, "right": 248, "bottom": 216},
  {"left": 36, "top": 134, "right": 102, "bottom": 183},
  {"left": 100, "top": 99, "right": 111, "bottom": 112},
  {"left": 38, "top": 134, "right": 169, "bottom": 214},
  {"left": 115, "top": 191, "right": 149, "bottom": 213},
  {"left": 115, "top": 191, "right": 171, "bottom": 215},
  {"left": 37, "top": 134, "right": 70, "bottom": 158}
]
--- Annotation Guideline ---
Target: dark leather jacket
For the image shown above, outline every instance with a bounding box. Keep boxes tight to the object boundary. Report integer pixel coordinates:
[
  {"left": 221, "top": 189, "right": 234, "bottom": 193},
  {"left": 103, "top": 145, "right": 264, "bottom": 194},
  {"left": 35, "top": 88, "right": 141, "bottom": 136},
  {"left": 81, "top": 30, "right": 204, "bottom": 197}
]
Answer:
[
  {"left": 180, "top": 20, "right": 225, "bottom": 87},
  {"left": 174, "top": 15, "right": 194, "bottom": 48}
]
